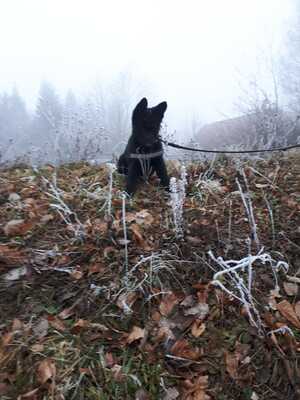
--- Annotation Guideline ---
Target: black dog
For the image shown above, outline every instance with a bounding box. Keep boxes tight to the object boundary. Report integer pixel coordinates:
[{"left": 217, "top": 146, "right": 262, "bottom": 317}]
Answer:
[{"left": 117, "top": 98, "right": 170, "bottom": 195}]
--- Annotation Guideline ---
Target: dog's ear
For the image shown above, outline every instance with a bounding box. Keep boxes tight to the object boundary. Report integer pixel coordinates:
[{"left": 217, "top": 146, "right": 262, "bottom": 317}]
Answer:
[
  {"left": 155, "top": 101, "right": 167, "bottom": 117},
  {"left": 132, "top": 98, "right": 148, "bottom": 121}
]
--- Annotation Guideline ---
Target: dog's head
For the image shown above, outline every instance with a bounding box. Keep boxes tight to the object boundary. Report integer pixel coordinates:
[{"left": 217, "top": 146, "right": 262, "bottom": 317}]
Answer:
[{"left": 132, "top": 97, "right": 167, "bottom": 147}]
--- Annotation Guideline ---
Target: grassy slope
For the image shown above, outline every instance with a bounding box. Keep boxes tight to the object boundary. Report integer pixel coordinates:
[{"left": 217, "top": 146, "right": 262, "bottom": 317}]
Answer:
[{"left": 0, "top": 153, "right": 299, "bottom": 399}]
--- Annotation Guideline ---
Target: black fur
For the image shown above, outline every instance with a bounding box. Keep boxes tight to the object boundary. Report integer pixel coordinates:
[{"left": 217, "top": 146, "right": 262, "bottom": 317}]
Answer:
[{"left": 117, "top": 98, "right": 169, "bottom": 195}]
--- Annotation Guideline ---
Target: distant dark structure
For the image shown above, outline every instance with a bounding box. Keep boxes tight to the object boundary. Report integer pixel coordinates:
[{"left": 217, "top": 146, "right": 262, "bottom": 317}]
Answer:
[{"left": 193, "top": 112, "right": 300, "bottom": 150}]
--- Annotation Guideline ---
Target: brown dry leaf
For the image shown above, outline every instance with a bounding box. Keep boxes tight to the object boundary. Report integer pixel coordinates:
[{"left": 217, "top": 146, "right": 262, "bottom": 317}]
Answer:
[
  {"left": 93, "top": 219, "right": 108, "bottom": 235},
  {"left": 0, "top": 245, "right": 26, "bottom": 265},
  {"left": 2, "top": 332, "right": 14, "bottom": 346},
  {"left": 104, "top": 352, "right": 115, "bottom": 368},
  {"left": 163, "top": 387, "right": 180, "bottom": 400},
  {"left": 268, "top": 287, "right": 281, "bottom": 310},
  {"left": 47, "top": 315, "right": 67, "bottom": 332},
  {"left": 170, "top": 339, "right": 201, "bottom": 360},
  {"left": 191, "top": 321, "right": 206, "bottom": 338},
  {"left": 184, "top": 303, "right": 209, "bottom": 319},
  {"left": 156, "top": 318, "right": 176, "bottom": 342},
  {"left": 126, "top": 326, "right": 145, "bottom": 344},
  {"left": 58, "top": 305, "right": 76, "bottom": 320},
  {"left": 130, "top": 223, "right": 152, "bottom": 250},
  {"left": 159, "top": 292, "right": 179, "bottom": 316},
  {"left": 286, "top": 275, "right": 300, "bottom": 284},
  {"left": 225, "top": 351, "right": 239, "bottom": 380},
  {"left": 71, "top": 319, "right": 90, "bottom": 334},
  {"left": 193, "top": 283, "right": 209, "bottom": 303},
  {"left": 135, "top": 210, "right": 154, "bottom": 226},
  {"left": 4, "top": 219, "right": 35, "bottom": 236},
  {"left": 36, "top": 358, "right": 56, "bottom": 384},
  {"left": 186, "top": 236, "right": 203, "bottom": 246},
  {"left": 33, "top": 318, "right": 49, "bottom": 339},
  {"left": 283, "top": 281, "right": 298, "bottom": 296},
  {"left": 40, "top": 214, "right": 54, "bottom": 224},
  {"left": 31, "top": 344, "right": 44, "bottom": 353},
  {"left": 111, "top": 364, "right": 124, "bottom": 382},
  {"left": 135, "top": 388, "right": 150, "bottom": 400},
  {"left": 18, "top": 388, "right": 40, "bottom": 399},
  {"left": 0, "top": 383, "right": 10, "bottom": 396},
  {"left": 70, "top": 267, "right": 83, "bottom": 280},
  {"left": 117, "top": 292, "right": 138, "bottom": 312},
  {"left": 11, "top": 319, "right": 23, "bottom": 331},
  {"left": 183, "top": 376, "right": 211, "bottom": 400},
  {"left": 295, "top": 301, "right": 300, "bottom": 319},
  {"left": 88, "top": 262, "right": 106, "bottom": 276},
  {"left": 277, "top": 300, "right": 300, "bottom": 328}
]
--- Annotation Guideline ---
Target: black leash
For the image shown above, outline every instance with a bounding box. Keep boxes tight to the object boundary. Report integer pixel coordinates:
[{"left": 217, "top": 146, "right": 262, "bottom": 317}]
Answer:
[{"left": 160, "top": 139, "right": 300, "bottom": 154}]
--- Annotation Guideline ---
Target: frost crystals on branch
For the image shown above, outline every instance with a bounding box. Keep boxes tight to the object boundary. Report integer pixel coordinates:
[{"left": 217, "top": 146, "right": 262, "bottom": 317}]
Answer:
[
  {"left": 210, "top": 249, "right": 289, "bottom": 335},
  {"left": 169, "top": 164, "right": 187, "bottom": 239},
  {"left": 106, "top": 162, "right": 116, "bottom": 217},
  {"left": 43, "top": 174, "right": 85, "bottom": 240}
]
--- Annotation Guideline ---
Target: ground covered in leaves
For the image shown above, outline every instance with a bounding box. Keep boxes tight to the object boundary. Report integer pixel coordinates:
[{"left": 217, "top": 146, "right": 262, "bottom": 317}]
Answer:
[{"left": 0, "top": 153, "right": 300, "bottom": 400}]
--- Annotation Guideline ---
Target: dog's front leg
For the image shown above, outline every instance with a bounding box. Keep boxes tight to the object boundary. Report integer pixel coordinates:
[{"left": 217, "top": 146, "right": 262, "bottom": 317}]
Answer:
[
  {"left": 126, "top": 162, "right": 140, "bottom": 195},
  {"left": 153, "top": 157, "right": 170, "bottom": 189}
]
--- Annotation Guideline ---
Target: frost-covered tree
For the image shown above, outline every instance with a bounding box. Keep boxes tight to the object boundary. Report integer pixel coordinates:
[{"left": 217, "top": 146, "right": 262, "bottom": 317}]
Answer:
[
  {"left": 281, "top": 0, "right": 300, "bottom": 113},
  {"left": 0, "top": 87, "right": 30, "bottom": 163}
]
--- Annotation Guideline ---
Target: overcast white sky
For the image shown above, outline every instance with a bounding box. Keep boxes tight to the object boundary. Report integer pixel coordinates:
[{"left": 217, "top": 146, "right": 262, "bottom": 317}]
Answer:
[{"left": 0, "top": 0, "right": 293, "bottom": 131}]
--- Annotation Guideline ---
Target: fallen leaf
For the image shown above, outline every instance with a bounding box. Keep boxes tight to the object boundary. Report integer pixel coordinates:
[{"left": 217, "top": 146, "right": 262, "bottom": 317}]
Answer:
[
  {"left": 135, "top": 210, "right": 154, "bottom": 226},
  {"left": 135, "top": 388, "right": 150, "bottom": 400},
  {"left": 183, "top": 376, "right": 210, "bottom": 400},
  {"left": 130, "top": 223, "right": 152, "bottom": 250},
  {"left": 70, "top": 267, "right": 83, "bottom": 280},
  {"left": 277, "top": 300, "right": 300, "bottom": 329},
  {"left": 3, "top": 266, "right": 28, "bottom": 281},
  {"left": 163, "top": 387, "right": 180, "bottom": 400},
  {"left": 71, "top": 319, "right": 90, "bottom": 334},
  {"left": 295, "top": 301, "right": 300, "bottom": 319},
  {"left": 37, "top": 358, "right": 56, "bottom": 384},
  {"left": 105, "top": 352, "right": 115, "bottom": 368},
  {"left": 58, "top": 304, "right": 77, "bottom": 320},
  {"left": 126, "top": 326, "right": 145, "bottom": 344},
  {"left": 268, "top": 287, "right": 281, "bottom": 310},
  {"left": 283, "top": 281, "right": 298, "bottom": 296},
  {"left": 88, "top": 263, "right": 106, "bottom": 275},
  {"left": 191, "top": 321, "right": 206, "bottom": 338},
  {"left": 117, "top": 292, "right": 138, "bottom": 313},
  {"left": 4, "top": 219, "right": 34, "bottom": 236},
  {"left": 184, "top": 303, "right": 209, "bottom": 319},
  {"left": 31, "top": 344, "right": 44, "bottom": 353},
  {"left": 170, "top": 339, "right": 201, "bottom": 360},
  {"left": 47, "top": 315, "right": 66, "bottom": 332},
  {"left": 159, "top": 293, "right": 179, "bottom": 316},
  {"left": 17, "top": 388, "right": 40, "bottom": 399},
  {"left": 33, "top": 318, "right": 49, "bottom": 339},
  {"left": 225, "top": 351, "right": 239, "bottom": 380},
  {"left": 286, "top": 275, "right": 300, "bottom": 284}
]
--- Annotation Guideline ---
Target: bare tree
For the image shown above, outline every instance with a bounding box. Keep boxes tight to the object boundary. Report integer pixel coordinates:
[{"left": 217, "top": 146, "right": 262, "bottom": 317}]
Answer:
[{"left": 281, "top": 0, "right": 300, "bottom": 113}]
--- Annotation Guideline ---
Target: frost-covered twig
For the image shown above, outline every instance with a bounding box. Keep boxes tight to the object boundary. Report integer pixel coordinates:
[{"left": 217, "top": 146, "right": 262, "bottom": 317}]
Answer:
[
  {"left": 263, "top": 193, "right": 276, "bottom": 247},
  {"left": 210, "top": 249, "right": 289, "bottom": 335},
  {"left": 236, "top": 169, "right": 260, "bottom": 249},
  {"left": 106, "top": 162, "right": 116, "bottom": 217},
  {"left": 121, "top": 192, "right": 129, "bottom": 275},
  {"left": 43, "top": 174, "right": 85, "bottom": 239},
  {"left": 169, "top": 164, "right": 187, "bottom": 238}
]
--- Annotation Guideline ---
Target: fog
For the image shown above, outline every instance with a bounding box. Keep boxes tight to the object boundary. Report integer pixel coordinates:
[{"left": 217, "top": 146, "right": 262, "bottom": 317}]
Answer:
[{"left": 0, "top": 0, "right": 298, "bottom": 164}]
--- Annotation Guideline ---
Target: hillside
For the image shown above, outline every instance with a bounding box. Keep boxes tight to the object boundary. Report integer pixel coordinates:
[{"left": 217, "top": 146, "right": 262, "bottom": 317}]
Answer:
[{"left": 0, "top": 153, "right": 300, "bottom": 399}]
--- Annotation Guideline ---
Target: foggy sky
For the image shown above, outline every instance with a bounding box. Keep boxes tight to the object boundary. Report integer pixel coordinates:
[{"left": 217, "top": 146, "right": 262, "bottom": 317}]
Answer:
[{"left": 0, "top": 0, "right": 292, "bottom": 133}]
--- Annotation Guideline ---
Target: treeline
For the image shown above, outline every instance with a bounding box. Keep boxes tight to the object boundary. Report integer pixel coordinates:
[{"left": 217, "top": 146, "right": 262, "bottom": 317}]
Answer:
[{"left": 0, "top": 80, "right": 136, "bottom": 165}]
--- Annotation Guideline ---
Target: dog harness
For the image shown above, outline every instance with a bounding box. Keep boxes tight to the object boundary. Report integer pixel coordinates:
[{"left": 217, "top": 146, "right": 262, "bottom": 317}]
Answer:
[{"left": 129, "top": 150, "right": 163, "bottom": 159}]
